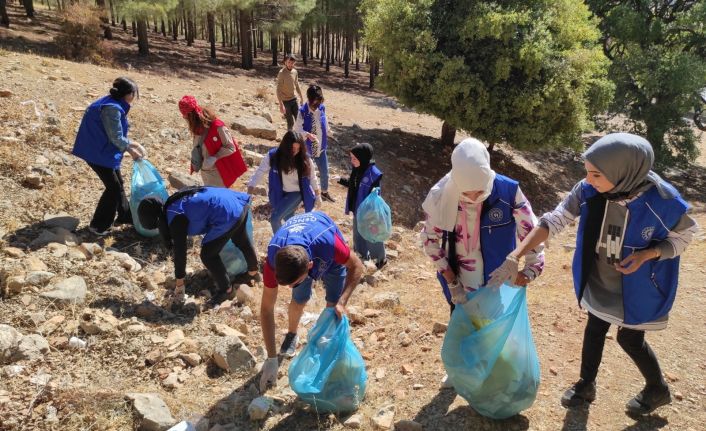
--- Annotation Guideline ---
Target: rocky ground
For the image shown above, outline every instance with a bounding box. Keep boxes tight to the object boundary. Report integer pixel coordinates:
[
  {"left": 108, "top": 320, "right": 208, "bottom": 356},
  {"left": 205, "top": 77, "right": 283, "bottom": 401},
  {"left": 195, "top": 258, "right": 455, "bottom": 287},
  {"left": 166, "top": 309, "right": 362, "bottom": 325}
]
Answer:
[{"left": 1, "top": 5, "right": 706, "bottom": 431}]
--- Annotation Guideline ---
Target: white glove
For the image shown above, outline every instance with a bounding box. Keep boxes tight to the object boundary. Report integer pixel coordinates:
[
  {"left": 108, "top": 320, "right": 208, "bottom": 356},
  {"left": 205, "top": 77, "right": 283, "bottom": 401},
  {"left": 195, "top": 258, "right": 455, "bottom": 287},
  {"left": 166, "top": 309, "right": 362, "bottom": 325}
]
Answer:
[
  {"left": 127, "top": 142, "right": 145, "bottom": 160},
  {"left": 486, "top": 256, "right": 519, "bottom": 290},
  {"left": 203, "top": 156, "right": 217, "bottom": 169},
  {"left": 260, "top": 357, "right": 279, "bottom": 393},
  {"left": 449, "top": 280, "right": 468, "bottom": 304}
]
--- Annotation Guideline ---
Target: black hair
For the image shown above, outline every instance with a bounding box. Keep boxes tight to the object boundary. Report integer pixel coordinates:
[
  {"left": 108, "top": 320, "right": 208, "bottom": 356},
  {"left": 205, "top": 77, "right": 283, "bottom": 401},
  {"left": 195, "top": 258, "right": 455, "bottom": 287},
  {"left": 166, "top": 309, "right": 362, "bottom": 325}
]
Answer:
[
  {"left": 137, "top": 186, "right": 204, "bottom": 249},
  {"left": 273, "top": 130, "right": 311, "bottom": 177},
  {"left": 284, "top": 53, "right": 297, "bottom": 61},
  {"left": 109, "top": 77, "right": 139, "bottom": 100},
  {"left": 306, "top": 85, "right": 324, "bottom": 104}
]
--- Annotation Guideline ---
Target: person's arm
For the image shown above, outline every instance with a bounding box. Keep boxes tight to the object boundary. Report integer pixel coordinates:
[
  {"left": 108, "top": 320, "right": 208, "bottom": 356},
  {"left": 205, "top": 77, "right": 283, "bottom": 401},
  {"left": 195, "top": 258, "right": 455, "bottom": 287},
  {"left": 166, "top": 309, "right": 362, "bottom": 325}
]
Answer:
[
  {"left": 169, "top": 215, "right": 189, "bottom": 284},
  {"left": 214, "top": 126, "right": 236, "bottom": 159},
  {"left": 275, "top": 71, "right": 285, "bottom": 104},
  {"left": 333, "top": 237, "right": 364, "bottom": 318},
  {"left": 100, "top": 106, "right": 130, "bottom": 152},
  {"left": 512, "top": 187, "right": 545, "bottom": 285},
  {"left": 308, "top": 156, "right": 321, "bottom": 192},
  {"left": 260, "top": 260, "right": 279, "bottom": 358},
  {"left": 294, "top": 70, "right": 303, "bottom": 103},
  {"left": 293, "top": 110, "right": 305, "bottom": 135},
  {"left": 247, "top": 153, "right": 271, "bottom": 193}
]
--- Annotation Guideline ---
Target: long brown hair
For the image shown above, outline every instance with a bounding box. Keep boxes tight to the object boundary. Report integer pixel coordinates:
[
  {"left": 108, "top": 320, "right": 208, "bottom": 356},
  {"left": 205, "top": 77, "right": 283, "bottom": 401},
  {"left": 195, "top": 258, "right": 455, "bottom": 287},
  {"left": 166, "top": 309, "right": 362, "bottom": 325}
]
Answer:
[
  {"left": 274, "top": 131, "right": 312, "bottom": 177},
  {"left": 185, "top": 106, "right": 217, "bottom": 136}
]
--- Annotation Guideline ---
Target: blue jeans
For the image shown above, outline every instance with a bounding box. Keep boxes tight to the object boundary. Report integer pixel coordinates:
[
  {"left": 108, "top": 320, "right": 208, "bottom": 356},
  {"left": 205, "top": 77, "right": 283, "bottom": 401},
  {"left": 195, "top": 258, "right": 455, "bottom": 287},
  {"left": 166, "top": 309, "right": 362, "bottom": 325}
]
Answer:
[
  {"left": 314, "top": 150, "right": 329, "bottom": 191},
  {"left": 270, "top": 192, "right": 302, "bottom": 233},
  {"left": 352, "top": 216, "right": 386, "bottom": 263},
  {"left": 291, "top": 263, "right": 347, "bottom": 304}
]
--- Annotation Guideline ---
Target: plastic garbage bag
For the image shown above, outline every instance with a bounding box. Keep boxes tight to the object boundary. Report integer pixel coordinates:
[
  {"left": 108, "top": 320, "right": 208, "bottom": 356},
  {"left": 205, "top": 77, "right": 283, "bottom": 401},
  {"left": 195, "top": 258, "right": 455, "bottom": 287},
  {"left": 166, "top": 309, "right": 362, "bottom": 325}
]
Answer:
[
  {"left": 355, "top": 187, "right": 392, "bottom": 243},
  {"left": 130, "top": 159, "right": 169, "bottom": 237},
  {"left": 219, "top": 209, "right": 254, "bottom": 279},
  {"left": 441, "top": 283, "right": 540, "bottom": 419},
  {"left": 289, "top": 308, "right": 367, "bottom": 413}
]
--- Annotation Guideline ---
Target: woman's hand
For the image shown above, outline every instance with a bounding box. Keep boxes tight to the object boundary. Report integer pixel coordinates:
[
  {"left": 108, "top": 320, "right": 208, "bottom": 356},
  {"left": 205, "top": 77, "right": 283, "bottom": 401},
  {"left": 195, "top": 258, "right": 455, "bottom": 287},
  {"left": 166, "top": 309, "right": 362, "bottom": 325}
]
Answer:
[
  {"left": 441, "top": 267, "right": 456, "bottom": 284},
  {"left": 203, "top": 156, "right": 217, "bottom": 169},
  {"left": 127, "top": 142, "right": 145, "bottom": 160},
  {"left": 513, "top": 272, "right": 531, "bottom": 287},
  {"left": 615, "top": 248, "right": 661, "bottom": 275}
]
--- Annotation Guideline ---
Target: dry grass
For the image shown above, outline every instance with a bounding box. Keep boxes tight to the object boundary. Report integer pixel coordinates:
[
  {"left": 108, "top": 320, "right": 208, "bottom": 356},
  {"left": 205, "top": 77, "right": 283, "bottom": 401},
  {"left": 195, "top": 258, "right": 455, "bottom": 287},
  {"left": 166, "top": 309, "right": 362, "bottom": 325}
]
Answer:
[{"left": 254, "top": 86, "right": 270, "bottom": 101}]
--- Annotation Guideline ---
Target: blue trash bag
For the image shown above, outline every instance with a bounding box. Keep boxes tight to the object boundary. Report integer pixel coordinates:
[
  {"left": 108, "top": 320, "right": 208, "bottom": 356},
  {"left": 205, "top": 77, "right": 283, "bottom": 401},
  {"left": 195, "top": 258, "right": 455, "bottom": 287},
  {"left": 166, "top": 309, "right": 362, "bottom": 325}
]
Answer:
[
  {"left": 355, "top": 187, "right": 392, "bottom": 243},
  {"left": 130, "top": 159, "right": 169, "bottom": 237},
  {"left": 219, "top": 209, "right": 254, "bottom": 279},
  {"left": 288, "top": 308, "right": 367, "bottom": 413},
  {"left": 441, "top": 283, "right": 540, "bottom": 419}
]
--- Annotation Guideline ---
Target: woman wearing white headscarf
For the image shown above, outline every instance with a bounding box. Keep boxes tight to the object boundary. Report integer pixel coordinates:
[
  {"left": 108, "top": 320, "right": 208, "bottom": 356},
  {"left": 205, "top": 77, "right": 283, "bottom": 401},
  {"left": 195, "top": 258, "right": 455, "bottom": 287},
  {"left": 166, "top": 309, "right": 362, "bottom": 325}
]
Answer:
[{"left": 489, "top": 133, "right": 698, "bottom": 416}]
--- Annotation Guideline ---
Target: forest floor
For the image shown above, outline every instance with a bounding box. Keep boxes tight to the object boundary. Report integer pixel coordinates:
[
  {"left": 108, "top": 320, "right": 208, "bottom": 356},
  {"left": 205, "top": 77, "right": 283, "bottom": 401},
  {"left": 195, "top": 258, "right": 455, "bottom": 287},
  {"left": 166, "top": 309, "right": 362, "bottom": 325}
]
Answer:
[{"left": 1, "top": 4, "right": 705, "bottom": 431}]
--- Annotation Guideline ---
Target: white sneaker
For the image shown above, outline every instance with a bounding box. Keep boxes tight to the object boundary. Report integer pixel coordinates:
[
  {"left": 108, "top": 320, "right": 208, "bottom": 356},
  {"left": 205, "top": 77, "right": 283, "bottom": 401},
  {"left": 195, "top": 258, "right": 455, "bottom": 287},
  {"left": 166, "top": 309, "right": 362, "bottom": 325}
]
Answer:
[
  {"left": 88, "top": 226, "right": 110, "bottom": 236},
  {"left": 440, "top": 374, "right": 454, "bottom": 390}
]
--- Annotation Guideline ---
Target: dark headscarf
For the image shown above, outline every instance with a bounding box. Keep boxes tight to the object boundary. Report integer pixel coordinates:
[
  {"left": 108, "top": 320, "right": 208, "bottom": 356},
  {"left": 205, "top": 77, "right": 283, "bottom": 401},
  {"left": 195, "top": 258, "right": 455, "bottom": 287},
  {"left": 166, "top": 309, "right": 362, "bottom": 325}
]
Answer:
[
  {"left": 137, "top": 186, "right": 205, "bottom": 248},
  {"left": 583, "top": 133, "right": 675, "bottom": 200},
  {"left": 347, "top": 143, "right": 374, "bottom": 211}
]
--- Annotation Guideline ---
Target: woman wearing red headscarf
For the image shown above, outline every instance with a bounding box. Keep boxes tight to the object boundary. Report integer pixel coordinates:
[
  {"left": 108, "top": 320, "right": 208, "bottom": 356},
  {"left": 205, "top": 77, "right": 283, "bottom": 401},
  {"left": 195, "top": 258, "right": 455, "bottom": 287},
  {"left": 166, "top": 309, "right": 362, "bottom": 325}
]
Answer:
[{"left": 178, "top": 95, "right": 247, "bottom": 188}]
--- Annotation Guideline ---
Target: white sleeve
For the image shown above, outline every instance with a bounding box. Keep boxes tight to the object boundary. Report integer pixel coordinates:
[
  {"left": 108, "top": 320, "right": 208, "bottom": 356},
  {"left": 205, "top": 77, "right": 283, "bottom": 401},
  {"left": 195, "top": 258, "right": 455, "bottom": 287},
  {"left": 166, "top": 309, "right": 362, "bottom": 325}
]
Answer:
[{"left": 247, "top": 154, "right": 270, "bottom": 188}]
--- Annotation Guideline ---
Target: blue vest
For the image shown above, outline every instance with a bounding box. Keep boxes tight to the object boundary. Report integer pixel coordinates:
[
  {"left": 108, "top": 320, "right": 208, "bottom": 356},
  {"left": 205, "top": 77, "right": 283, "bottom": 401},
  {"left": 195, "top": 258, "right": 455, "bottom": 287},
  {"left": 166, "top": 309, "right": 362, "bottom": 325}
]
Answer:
[
  {"left": 443, "top": 174, "right": 519, "bottom": 284},
  {"left": 266, "top": 148, "right": 316, "bottom": 212},
  {"left": 73, "top": 96, "right": 130, "bottom": 169},
  {"left": 345, "top": 164, "right": 383, "bottom": 215},
  {"left": 267, "top": 211, "right": 345, "bottom": 281},
  {"left": 573, "top": 181, "right": 688, "bottom": 325},
  {"left": 299, "top": 103, "right": 328, "bottom": 154},
  {"left": 166, "top": 187, "right": 250, "bottom": 244}
]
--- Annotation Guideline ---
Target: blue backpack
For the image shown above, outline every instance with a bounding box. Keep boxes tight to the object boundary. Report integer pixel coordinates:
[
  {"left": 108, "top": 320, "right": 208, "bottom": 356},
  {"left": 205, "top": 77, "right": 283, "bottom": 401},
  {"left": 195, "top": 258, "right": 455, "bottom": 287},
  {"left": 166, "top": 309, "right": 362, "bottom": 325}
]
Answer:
[
  {"left": 441, "top": 283, "right": 540, "bottom": 419},
  {"left": 289, "top": 308, "right": 367, "bottom": 413},
  {"left": 130, "top": 159, "right": 169, "bottom": 237},
  {"left": 355, "top": 187, "right": 392, "bottom": 243}
]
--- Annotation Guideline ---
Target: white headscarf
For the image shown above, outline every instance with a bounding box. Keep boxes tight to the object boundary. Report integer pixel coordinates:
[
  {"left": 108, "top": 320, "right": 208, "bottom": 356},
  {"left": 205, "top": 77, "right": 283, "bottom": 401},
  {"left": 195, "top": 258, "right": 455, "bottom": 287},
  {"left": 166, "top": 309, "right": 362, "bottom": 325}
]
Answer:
[{"left": 422, "top": 138, "right": 496, "bottom": 231}]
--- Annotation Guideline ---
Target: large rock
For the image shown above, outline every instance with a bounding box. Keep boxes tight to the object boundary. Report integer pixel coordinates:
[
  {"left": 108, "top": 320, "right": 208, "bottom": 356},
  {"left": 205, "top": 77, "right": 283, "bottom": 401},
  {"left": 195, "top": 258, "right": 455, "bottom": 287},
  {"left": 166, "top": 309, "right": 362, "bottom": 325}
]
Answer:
[
  {"left": 235, "top": 284, "right": 255, "bottom": 305},
  {"left": 247, "top": 396, "right": 272, "bottom": 420},
  {"left": 212, "top": 336, "right": 256, "bottom": 372},
  {"left": 30, "top": 227, "right": 78, "bottom": 248},
  {"left": 231, "top": 116, "right": 277, "bottom": 140},
  {"left": 25, "top": 271, "right": 55, "bottom": 286},
  {"left": 106, "top": 251, "right": 142, "bottom": 272},
  {"left": 395, "top": 420, "right": 423, "bottom": 431},
  {"left": 167, "top": 171, "right": 202, "bottom": 190},
  {"left": 40, "top": 276, "right": 87, "bottom": 306},
  {"left": 241, "top": 149, "right": 264, "bottom": 167},
  {"left": 4, "top": 275, "right": 26, "bottom": 296},
  {"left": 126, "top": 393, "right": 176, "bottom": 431},
  {"left": 79, "top": 310, "right": 119, "bottom": 335},
  {"left": 372, "top": 404, "right": 396, "bottom": 430},
  {"left": 14, "top": 334, "right": 50, "bottom": 361},
  {"left": 43, "top": 213, "right": 79, "bottom": 231},
  {"left": 371, "top": 292, "right": 400, "bottom": 308},
  {"left": 0, "top": 325, "right": 22, "bottom": 364}
]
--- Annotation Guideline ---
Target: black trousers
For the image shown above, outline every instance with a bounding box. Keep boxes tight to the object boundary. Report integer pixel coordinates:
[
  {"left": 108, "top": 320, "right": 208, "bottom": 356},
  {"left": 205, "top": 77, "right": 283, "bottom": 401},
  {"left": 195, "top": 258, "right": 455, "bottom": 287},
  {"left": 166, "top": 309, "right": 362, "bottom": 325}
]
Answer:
[
  {"left": 283, "top": 98, "right": 299, "bottom": 130},
  {"left": 88, "top": 162, "right": 132, "bottom": 231},
  {"left": 200, "top": 210, "right": 258, "bottom": 293},
  {"left": 580, "top": 312, "right": 667, "bottom": 388}
]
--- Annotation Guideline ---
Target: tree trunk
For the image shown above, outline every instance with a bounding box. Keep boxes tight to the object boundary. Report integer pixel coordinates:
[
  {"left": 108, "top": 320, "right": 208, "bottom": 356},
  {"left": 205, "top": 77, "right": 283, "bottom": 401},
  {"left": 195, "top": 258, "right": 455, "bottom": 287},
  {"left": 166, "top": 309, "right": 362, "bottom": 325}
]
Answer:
[
  {"left": 132, "top": 21, "right": 137, "bottom": 38},
  {"left": 369, "top": 57, "right": 376, "bottom": 88},
  {"left": 239, "top": 10, "right": 252, "bottom": 69},
  {"left": 121, "top": 18, "right": 126, "bottom": 32},
  {"left": 251, "top": 13, "right": 256, "bottom": 59},
  {"left": 324, "top": 23, "right": 330, "bottom": 72},
  {"left": 1, "top": 0, "right": 10, "bottom": 27},
  {"left": 355, "top": 34, "right": 359, "bottom": 70},
  {"left": 136, "top": 18, "right": 149, "bottom": 55},
  {"left": 301, "top": 30, "right": 307, "bottom": 66},
  {"left": 172, "top": 19, "right": 178, "bottom": 41},
  {"left": 23, "top": 0, "right": 34, "bottom": 18},
  {"left": 344, "top": 34, "right": 350, "bottom": 77},
  {"left": 270, "top": 33, "right": 278, "bottom": 66},
  {"left": 441, "top": 121, "right": 457, "bottom": 147},
  {"left": 207, "top": 12, "right": 216, "bottom": 59},
  {"left": 220, "top": 14, "right": 225, "bottom": 48},
  {"left": 109, "top": 0, "right": 115, "bottom": 26},
  {"left": 259, "top": 28, "right": 263, "bottom": 52},
  {"left": 161, "top": 20, "right": 166, "bottom": 37}
]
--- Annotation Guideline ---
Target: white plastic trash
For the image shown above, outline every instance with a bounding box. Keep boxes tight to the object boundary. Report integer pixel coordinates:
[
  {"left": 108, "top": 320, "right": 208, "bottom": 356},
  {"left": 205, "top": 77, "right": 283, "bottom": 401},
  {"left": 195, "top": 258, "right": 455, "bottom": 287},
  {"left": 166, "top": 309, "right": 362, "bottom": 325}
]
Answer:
[
  {"left": 167, "top": 421, "right": 196, "bottom": 431},
  {"left": 68, "top": 336, "right": 87, "bottom": 349}
]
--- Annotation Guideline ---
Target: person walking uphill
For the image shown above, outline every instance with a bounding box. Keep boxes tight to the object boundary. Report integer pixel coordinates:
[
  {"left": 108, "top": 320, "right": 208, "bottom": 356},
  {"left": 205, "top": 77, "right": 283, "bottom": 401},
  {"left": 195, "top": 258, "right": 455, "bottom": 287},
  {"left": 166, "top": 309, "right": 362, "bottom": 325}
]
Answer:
[
  {"left": 178, "top": 95, "right": 247, "bottom": 188},
  {"left": 294, "top": 85, "right": 335, "bottom": 203},
  {"left": 259, "top": 211, "right": 364, "bottom": 392},
  {"left": 137, "top": 187, "right": 259, "bottom": 307},
  {"left": 488, "top": 133, "right": 698, "bottom": 416},
  {"left": 72, "top": 77, "right": 145, "bottom": 236},
  {"left": 276, "top": 53, "right": 304, "bottom": 130},
  {"left": 247, "top": 131, "right": 321, "bottom": 233},
  {"left": 340, "top": 143, "right": 386, "bottom": 268}
]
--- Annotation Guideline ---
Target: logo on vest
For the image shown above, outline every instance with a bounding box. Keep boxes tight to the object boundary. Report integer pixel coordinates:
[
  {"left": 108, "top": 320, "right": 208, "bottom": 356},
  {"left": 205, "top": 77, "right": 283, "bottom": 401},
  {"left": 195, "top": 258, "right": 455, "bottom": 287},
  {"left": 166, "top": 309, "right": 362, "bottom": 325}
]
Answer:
[
  {"left": 362, "top": 177, "right": 369, "bottom": 184},
  {"left": 641, "top": 226, "right": 655, "bottom": 241},
  {"left": 287, "top": 224, "right": 307, "bottom": 234},
  {"left": 488, "top": 208, "right": 504, "bottom": 223}
]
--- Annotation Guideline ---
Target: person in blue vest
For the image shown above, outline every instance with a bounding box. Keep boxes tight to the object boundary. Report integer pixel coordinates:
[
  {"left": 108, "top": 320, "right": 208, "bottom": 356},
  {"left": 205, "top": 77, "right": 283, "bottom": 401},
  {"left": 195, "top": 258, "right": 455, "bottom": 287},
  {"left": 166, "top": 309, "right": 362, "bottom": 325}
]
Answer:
[
  {"left": 421, "top": 138, "right": 545, "bottom": 389},
  {"left": 72, "top": 77, "right": 145, "bottom": 236},
  {"left": 489, "top": 133, "right": 698, "bottom": 416},
  {"left": 258, "top": 211, "right": 364, "bottom": 392},
  {"left": 247, "top": 131, "right": 321, "bottom": 233},
  {"left": 137, "top": 187, "right": 259, "bottom": 307},
  {"left": 293, "top": 85, "right": 335, "bottom": 203},
  {"left": 339, "top": 143, "right": 386, "bottom": 268}
]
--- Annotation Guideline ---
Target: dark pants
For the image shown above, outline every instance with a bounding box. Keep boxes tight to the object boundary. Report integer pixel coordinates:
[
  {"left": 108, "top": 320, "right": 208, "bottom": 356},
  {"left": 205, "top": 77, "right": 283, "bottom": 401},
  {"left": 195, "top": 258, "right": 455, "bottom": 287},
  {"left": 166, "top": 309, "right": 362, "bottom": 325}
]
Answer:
[
  {"left": 580, "top": 313, "right": 666, "bottom": 387},
  {"left": 88, "top": 162, "right": 132, "bottom": 231},
  {"left": 283, "top": 98, "right": 299, "bottom": 130},
  {"left": 200, "top": 211, "right": 258, "bottom": 294}
]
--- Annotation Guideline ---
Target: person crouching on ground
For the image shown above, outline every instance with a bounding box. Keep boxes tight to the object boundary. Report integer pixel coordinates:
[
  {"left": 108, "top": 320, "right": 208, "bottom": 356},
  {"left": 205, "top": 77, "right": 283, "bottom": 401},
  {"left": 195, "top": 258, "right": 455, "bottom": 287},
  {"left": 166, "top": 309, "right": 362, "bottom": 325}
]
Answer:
[
  {"left": 137, "top": 186, "right": 259, "bottom": 307},
  {"left": 488, "top": 133, "right": 698, "bottom": 416},
  {"left": 259, "top": 211, "right": 364, "bottom": 392}
]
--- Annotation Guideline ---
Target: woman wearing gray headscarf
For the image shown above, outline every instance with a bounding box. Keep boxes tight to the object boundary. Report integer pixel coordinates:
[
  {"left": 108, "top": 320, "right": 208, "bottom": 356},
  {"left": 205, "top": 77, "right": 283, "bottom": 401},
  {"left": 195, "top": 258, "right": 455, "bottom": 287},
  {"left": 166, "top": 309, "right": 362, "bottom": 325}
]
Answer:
[{"left": 488, "top": 133, "right": 698, "bottom": 416}]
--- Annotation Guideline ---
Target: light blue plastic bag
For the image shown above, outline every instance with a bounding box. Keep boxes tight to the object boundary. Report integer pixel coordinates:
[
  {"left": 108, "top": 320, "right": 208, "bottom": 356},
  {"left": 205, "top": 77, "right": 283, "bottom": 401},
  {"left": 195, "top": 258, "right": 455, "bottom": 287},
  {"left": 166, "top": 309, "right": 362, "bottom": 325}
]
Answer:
[
  {"left": 355, "top": 187, "right": 392, "bottom": 243},
  {"left": 130, "top": 159, "right": 169, "bottom": 237},
  {"left": 441, "top": 283, "right": 540, "bottom": 419},
  {"left": 219, "top": 209, "right": 254, "bottom": 279},
  {"left": 289, "top": 308, "right": 367, "bottom": 413}
]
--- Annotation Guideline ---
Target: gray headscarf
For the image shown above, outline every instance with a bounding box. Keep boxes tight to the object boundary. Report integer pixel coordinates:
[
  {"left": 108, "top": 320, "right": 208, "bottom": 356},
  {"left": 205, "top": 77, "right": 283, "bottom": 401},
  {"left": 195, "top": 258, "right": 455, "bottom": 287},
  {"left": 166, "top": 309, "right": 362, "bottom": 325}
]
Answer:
[{"left": 583, "top": 133, "right": 674, "bottom": 199}]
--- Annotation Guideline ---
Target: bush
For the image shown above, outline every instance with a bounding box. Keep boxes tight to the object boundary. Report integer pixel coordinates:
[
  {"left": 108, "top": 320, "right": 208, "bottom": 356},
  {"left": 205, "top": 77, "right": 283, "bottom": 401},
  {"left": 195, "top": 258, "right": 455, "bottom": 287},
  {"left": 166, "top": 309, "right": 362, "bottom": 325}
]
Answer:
[{"left": 54, "top": 4, "right": 110, "bottom": 63}]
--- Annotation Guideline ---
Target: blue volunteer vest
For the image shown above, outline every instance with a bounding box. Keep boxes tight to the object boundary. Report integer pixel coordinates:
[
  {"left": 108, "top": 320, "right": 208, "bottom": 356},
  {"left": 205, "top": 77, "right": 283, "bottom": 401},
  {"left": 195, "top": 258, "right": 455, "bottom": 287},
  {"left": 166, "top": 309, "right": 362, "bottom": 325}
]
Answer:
[
  {"left": 72, "top": 95, "right": 130, "bottom": 169},
  {"left": 267, "top": 148, "right": 316, "bottom": 212},
  {"left": 299, "top": 103, "right": 328, "bottom": 154},
  {"left": 166, "top": 187, "right": 250, "bottom": 244},
  {"left": 267, "top": 211, "right": 345, "bottom": 281},
  {"left": 345, "top": 164, "right": 383, "bottom": 215},
  {"left": 573, "top": 180, "right": 688, "bottom": 325}
]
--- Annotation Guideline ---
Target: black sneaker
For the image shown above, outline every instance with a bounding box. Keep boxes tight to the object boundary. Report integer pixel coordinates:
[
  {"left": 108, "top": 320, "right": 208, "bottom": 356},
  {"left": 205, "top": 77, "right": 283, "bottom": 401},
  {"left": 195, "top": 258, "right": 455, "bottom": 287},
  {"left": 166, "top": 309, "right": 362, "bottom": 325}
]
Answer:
[
  {"left": 279, "top": 332, "right": 299, "bottom": 358},
  {"left": 625, "top": 384, "right": 671, "bottom": 416},
  {"left": 375, "top": 259, "right": 388, "bottom": 270},
  {"left": 561, "top": 379, "right": 597, "bottom": 407},
  {"left": 321, "top": 191, "right": 336, "bottom": 203}
]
